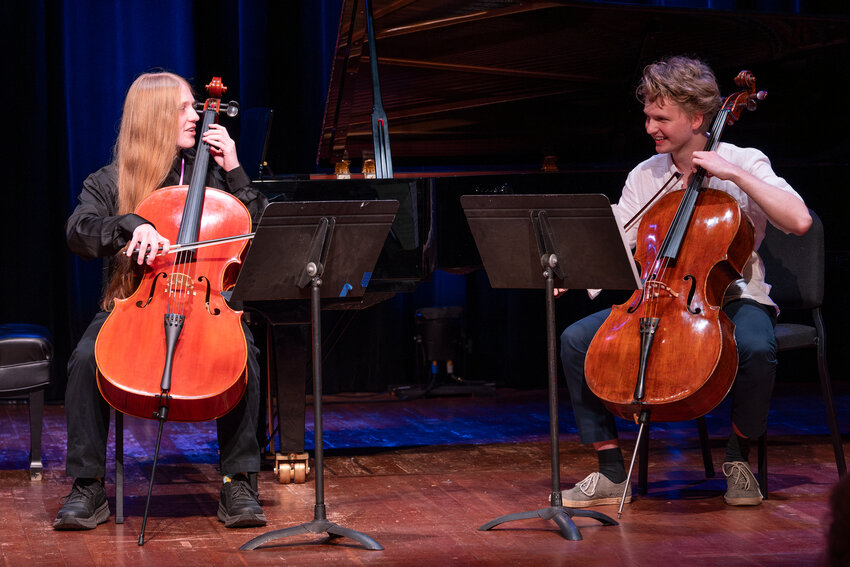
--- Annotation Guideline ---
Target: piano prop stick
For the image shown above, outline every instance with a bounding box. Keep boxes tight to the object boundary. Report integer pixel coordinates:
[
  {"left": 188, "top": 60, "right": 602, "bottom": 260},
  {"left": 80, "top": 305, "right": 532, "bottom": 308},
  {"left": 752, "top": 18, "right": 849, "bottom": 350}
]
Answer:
[
  {"left": 232, "top": 199, "right": 398, "bottom": 552},
  {"left": 461, "top": 193, "right": 640, "bottom": 541},
  {"left": 365, "top": 0, "right": 393, "bottom": 178}
]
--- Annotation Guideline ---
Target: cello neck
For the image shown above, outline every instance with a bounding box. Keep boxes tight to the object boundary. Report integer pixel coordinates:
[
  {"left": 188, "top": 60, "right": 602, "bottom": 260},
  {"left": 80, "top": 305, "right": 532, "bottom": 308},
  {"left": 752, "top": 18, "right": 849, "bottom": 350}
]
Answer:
[
  {"left": 176, "top": 78, "right": 230, "bottom": 247},
  {"left": 657, "top": 102, "right": 737, "bottom": 262},
  {"left": 175, "top": 106, "right": 217, "bottom": 246},
  {"left": 687, "top": 106, "right": 732, "bottom": 194}
]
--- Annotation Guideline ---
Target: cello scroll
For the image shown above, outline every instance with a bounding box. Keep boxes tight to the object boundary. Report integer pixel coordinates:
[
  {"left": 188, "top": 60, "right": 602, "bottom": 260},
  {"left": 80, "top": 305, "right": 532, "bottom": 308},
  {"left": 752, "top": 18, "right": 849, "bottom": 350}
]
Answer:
[{"left": 723, "top": 71, "right": 767, "bottom": 126}]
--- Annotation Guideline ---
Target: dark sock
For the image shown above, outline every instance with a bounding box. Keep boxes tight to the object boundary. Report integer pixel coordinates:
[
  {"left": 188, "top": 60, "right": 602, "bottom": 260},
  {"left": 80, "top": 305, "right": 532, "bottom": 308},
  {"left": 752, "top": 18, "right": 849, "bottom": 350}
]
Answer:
[
  {"left": 725, "top": 432, "right": 751, "bottom": 463},
  {"left": 598, "top": 447, "right": 626, "bottom": 484}
]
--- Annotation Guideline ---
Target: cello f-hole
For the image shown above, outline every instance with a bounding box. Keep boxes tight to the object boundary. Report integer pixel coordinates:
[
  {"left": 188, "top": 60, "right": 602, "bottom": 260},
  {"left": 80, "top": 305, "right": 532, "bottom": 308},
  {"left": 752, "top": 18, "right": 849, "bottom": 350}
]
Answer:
[
  {"left": 626, "top": 288, "right": 646, "bottom": 314},
  {"left": 198, "top": 276, "right": 221, "bottom": 315},
  {"left": 683, "top": 275, "right": 701, "bottom": 314},
  {"left": 136, "top": 272, "right": 167, "bottom": 308}
]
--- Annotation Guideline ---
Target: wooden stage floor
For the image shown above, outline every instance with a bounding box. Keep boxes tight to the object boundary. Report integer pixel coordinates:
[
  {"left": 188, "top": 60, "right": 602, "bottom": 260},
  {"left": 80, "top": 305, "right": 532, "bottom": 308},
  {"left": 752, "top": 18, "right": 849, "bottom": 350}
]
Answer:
[{"left": 0, "top": 383, "right": 846, "bottom": 566}]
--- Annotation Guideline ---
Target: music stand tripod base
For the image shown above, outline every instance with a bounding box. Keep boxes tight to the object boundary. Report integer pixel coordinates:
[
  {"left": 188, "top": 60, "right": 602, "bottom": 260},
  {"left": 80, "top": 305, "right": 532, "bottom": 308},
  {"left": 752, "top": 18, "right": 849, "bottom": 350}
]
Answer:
[
  {"left": 462, "top": 194, "right": 639, "bottom": 540},
  {"left": 475, "top": 269, "right": 619, "bottom": 541},
  {"left": 479, "top": 505, "right": 618, "bottom": 541},
  {"left": 240, "top": 278, "right": 383, "bottom": 551},
  {"left": 241, "top": 519, "right": 382, "bottom": 550}
]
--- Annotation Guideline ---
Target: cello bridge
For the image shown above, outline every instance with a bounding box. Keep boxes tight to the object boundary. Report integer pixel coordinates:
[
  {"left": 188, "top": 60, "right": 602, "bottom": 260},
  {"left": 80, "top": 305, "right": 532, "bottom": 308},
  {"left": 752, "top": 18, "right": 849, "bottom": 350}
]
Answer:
[
  {"left": 645, "top": 280, "right": 678, "bottom": 299},
  {"left": 164, "top": 273, "right": 196, "bottom": 296}
]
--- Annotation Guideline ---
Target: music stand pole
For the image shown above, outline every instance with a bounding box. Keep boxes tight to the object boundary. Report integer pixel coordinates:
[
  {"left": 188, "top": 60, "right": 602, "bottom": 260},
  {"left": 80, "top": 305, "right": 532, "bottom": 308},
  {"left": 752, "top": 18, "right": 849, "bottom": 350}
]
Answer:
[
  {"left": 240, "top": 217, "right": 383, "bottom": 551},
  {"left": 477, "top": 206, "right": 620, "bottom": 540},
  {"left": 479, "top": 257, "right": 618, "bottom": 540}
]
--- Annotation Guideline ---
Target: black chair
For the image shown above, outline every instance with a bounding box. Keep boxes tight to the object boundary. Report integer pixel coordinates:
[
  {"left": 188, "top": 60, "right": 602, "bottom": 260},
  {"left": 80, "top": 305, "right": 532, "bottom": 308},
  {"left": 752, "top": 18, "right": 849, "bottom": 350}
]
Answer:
[
  {"left": 752, "top": 209, "right": 847, "bottom": 489},
  {"left": 638, "top": 209, "right": 846, "bottom": 496},
  {"left": 0, "top": 323, "right": 52, "bottom": 480}
]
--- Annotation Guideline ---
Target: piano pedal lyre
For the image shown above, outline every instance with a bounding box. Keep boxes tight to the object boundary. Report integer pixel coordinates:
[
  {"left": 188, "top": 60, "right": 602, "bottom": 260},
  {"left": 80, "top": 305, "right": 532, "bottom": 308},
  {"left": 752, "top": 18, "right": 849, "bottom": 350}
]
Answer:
[{"left": 274, "top": 452, "right": 311, "bottom": 484}]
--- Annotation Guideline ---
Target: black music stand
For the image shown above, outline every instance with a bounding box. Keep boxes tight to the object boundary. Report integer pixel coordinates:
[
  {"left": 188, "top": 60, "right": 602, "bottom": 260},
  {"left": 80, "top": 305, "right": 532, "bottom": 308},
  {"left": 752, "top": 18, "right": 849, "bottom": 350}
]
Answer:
[
  {"left": 461, "top": 193, "right": 640, "bottom": 541},
  {"left": 232, "top": 199, "right": 399, "bottom": 552}
]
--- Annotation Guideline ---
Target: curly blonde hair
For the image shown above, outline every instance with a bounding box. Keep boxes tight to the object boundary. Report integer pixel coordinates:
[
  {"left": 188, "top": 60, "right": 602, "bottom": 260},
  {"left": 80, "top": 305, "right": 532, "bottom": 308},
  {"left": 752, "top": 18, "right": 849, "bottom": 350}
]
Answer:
[{"left": 637, "top": 56, "right": 721, "bottom": 131}]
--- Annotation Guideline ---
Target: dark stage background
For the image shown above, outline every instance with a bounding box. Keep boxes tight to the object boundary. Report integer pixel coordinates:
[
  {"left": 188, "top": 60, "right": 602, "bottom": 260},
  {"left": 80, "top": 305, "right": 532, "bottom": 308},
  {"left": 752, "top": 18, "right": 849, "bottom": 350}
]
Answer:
[{"left": 4, "top": 1, "right": 850, "bottom": 402}]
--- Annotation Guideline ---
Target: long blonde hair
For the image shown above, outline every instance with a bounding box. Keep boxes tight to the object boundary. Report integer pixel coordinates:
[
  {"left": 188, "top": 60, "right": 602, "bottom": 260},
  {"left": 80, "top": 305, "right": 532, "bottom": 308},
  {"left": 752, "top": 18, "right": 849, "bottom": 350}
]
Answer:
[{"left": 103, "top": 72, "right": 192, "bottom": 310}]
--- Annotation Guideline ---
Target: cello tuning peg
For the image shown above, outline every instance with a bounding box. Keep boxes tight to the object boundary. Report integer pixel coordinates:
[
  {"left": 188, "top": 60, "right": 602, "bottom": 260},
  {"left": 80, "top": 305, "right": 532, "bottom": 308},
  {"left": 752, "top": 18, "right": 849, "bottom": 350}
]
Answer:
[
  {"left": 193, "top": 101, "right": 204, "bottom": 111},
  {"left": 746, "top": 90, "right": 768, "bottom": 112},
  {"left": 225, "top": 101, "right": 240, "bottom": 118}
]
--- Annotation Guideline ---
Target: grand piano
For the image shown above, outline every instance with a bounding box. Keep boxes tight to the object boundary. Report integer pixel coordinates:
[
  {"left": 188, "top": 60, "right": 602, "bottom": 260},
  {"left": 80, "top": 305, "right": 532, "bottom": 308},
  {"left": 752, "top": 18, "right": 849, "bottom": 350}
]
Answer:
[{"left": 245, "top": 0, "right": 850, "bottom": 482}]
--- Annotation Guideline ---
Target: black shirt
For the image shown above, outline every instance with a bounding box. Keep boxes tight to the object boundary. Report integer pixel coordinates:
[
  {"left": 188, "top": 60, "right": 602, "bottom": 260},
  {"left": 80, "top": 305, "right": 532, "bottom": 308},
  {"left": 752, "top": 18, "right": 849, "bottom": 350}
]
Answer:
[{"left": 66, "top": 148, "right": 268, "bottom": 261}]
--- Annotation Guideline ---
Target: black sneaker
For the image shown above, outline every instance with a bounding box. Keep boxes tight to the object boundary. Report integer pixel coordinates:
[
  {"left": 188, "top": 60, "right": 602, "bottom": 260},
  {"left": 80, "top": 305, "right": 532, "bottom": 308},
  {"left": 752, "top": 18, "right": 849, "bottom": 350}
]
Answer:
[
  {"left": 217, "top": 474, "right": 267, "bottom": 528},
  {"left": 53, "top": 478, "right": 110, "bottom": 530}
]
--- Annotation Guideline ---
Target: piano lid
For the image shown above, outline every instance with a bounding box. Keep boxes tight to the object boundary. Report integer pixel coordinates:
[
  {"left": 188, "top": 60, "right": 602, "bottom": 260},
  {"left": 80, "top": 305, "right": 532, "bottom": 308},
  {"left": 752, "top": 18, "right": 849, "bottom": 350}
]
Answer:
[{"left": 317, "top": 0, "right": 850, "bottom": 171}]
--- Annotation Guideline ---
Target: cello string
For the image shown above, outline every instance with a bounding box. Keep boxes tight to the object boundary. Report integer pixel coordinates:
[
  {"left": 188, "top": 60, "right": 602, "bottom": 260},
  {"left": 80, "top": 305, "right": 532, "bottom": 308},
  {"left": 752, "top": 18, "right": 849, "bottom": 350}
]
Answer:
[
  {"left": 172, "top": 155, "right": 187, "bottom": 319},
  {"left": 165, "top": 250, "right": 178, "bottom": 316},
  {"left": 176, "top": 249, "right": 190, "bottom": 317}
]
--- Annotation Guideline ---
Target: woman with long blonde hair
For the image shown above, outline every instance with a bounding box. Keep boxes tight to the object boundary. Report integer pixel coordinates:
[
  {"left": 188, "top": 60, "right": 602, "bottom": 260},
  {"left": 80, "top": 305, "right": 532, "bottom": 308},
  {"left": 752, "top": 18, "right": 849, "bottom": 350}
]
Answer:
[{"left": 57, "top": 71, "right": 268, "bottom": 530}]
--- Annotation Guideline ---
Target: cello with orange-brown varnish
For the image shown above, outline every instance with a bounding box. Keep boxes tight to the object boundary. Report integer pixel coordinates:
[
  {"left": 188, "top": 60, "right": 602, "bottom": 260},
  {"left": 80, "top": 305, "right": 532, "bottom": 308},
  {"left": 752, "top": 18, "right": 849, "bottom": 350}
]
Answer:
[
  {"left": 94, "top": 78, "right": 251, "bottom": 423},
  {"left": 584, "top": 71, "right": 766, "bottom": 423}
]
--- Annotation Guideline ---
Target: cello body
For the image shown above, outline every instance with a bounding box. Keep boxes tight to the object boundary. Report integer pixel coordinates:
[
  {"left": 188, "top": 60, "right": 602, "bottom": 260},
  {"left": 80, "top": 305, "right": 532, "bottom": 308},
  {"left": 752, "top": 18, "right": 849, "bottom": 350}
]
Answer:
[
  {"left": 95, "top": 185, "right": 252, "bottom": 422},
  {"left": 585, "top": 187, "right": 754, "bottom": 423},
  {"left": 583, "top": 70, "right": 768, "bottom": 424}
]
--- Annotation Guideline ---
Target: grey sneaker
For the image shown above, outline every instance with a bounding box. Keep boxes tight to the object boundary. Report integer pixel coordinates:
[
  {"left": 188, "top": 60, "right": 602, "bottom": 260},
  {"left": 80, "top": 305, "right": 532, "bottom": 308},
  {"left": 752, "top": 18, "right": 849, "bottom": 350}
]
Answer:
[
  {"left": 722, "top": 461, "right": 763, "bottom": 506},
  {"left": 560, "top": 472, "right": 631, "bottom": 508}
]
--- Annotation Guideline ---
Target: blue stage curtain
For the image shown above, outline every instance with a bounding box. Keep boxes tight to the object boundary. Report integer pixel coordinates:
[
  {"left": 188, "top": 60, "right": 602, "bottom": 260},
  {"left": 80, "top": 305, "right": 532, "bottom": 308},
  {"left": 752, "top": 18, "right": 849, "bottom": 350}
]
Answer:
[
  {"left": 4, "top": 0, "right": 343, "bottom": 399},
  {"left": 61, "top": 1, "right": 196, "bottom": 332}
]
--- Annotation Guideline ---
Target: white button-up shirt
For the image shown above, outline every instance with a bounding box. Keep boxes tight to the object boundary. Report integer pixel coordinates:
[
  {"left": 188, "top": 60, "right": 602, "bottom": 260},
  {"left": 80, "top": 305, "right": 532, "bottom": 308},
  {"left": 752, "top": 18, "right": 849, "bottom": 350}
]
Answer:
[{"left": 613, "top": 142, "right": 805, "bottom": 312}]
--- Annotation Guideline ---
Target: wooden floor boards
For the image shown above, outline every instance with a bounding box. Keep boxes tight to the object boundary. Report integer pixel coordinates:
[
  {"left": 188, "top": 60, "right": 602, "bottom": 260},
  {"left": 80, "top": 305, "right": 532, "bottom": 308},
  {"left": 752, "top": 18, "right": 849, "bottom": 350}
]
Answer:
[{"left": 0, "top": 384, "right": 845, "bottom": 566}]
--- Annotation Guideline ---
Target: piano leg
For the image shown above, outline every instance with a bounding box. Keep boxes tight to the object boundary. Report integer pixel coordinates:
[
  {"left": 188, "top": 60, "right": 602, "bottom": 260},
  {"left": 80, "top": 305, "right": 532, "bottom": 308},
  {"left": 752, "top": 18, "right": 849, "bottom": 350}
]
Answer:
[{"left": 270, "top": 323, "right": 311, "bottom": 484}]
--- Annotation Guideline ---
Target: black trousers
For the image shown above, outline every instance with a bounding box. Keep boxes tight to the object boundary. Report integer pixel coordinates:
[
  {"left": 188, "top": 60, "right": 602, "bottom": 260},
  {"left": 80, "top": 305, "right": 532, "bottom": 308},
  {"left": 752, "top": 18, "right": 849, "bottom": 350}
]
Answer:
[{"left": 65, "top": 311, "right": 262, "bottom": 479}]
